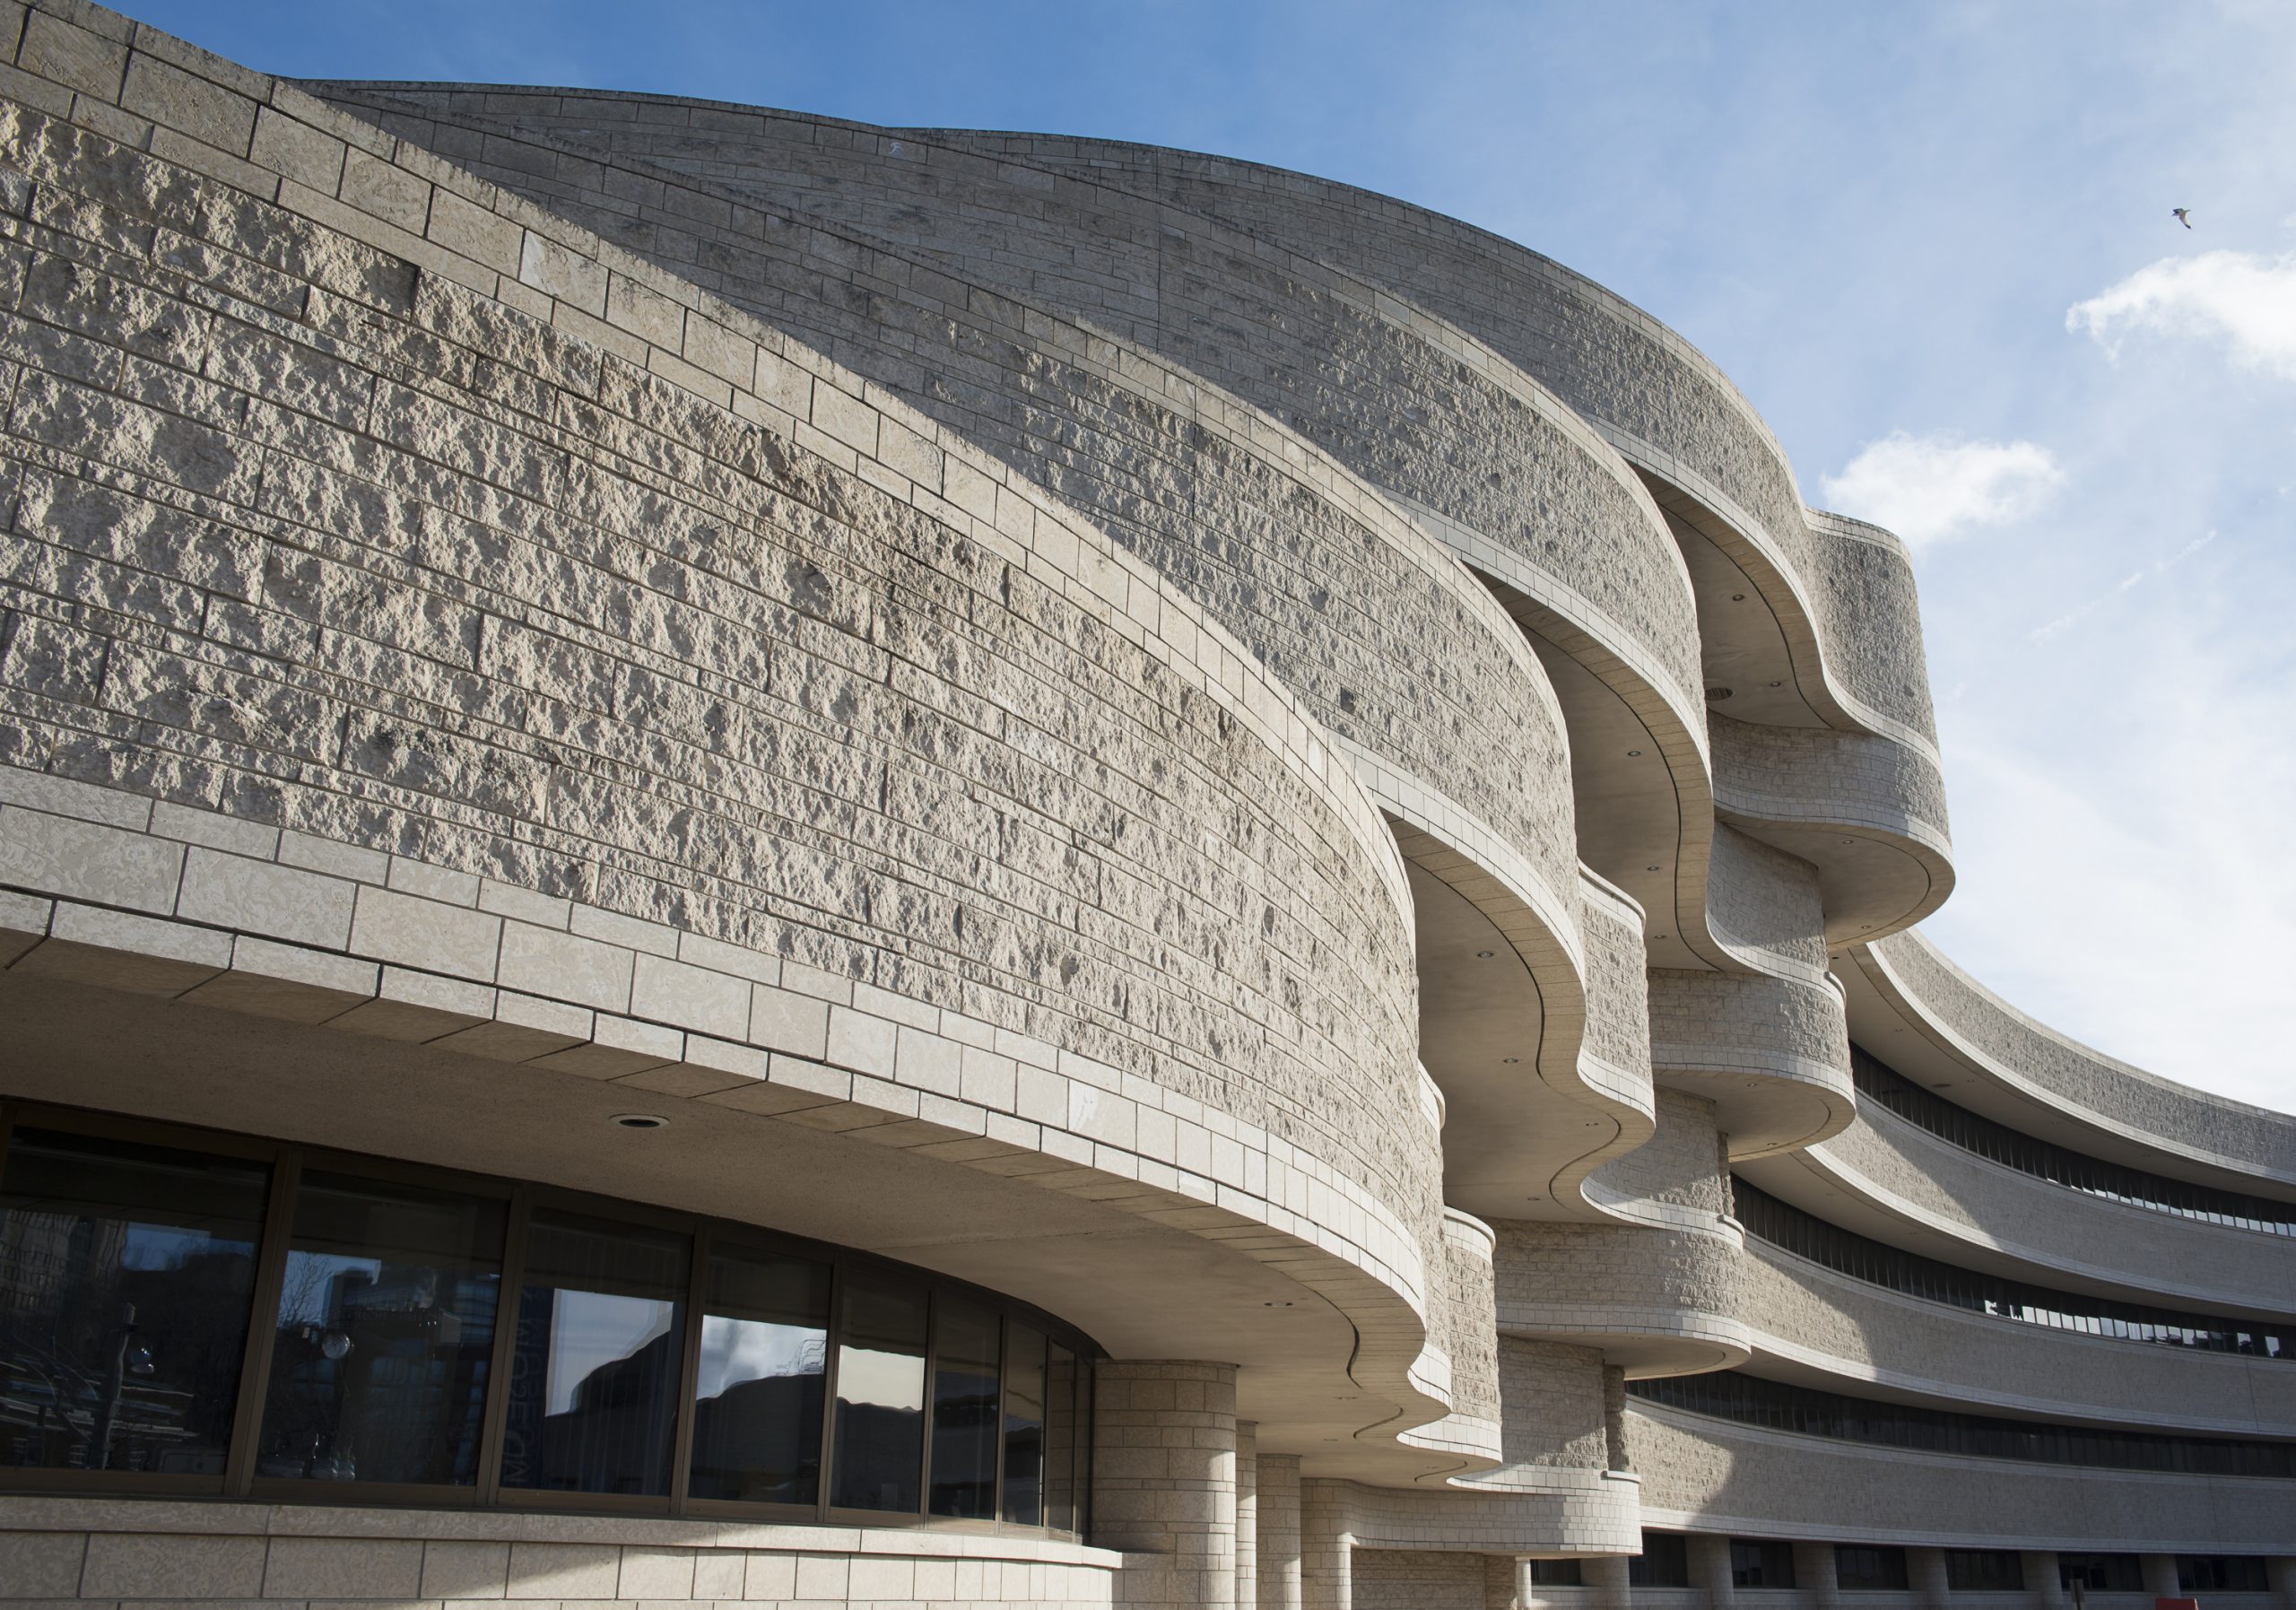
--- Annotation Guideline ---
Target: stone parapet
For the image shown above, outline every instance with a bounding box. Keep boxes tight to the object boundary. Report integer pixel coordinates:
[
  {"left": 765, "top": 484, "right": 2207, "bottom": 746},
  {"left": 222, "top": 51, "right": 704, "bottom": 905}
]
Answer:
[
  {"left": 1771, "top": 1103, "right": 2296, "bottom": 1318},
  {"left": 1739, "top": 1236, "right": 2296, "bottom": 1435},
  {"left": 1858, "top": 929, "right": 2296, "bottom": 1188},
  {"left": 1631, "top": 1404, "right": 2292, "bottom": 1551},
  {"left": 0, "top": 1496, "right": 1121, "bottom": 1606}
]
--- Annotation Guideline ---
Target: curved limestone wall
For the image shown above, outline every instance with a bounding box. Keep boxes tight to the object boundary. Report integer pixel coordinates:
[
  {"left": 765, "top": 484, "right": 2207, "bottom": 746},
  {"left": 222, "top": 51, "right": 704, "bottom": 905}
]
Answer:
[
  {"left": 0, "top": 29, "right": 1458, "bottom": 1477},
  {"left": 1772, "top": 1105, "right": 2296, "bottom": 1317},
  {"left": 1631, "top": 1402, "right": 2291, "bottom": 1553},
  {"left": 1859, "top": 929, "right": 2296, "bottom": 1188},
  {"left": 1739, "top": 1239, "right": 2296, "bottom": 1438}
]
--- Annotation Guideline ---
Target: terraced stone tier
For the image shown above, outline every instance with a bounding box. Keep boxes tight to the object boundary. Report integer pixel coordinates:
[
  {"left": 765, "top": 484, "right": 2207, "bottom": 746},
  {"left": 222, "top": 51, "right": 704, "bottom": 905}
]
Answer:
[
  {"left": 1631, "top": 1402, "right": 2292, "bottom": 1553},
  {"left": 1739, "top": 1238, "right": 2296, "bottom": 1438}
]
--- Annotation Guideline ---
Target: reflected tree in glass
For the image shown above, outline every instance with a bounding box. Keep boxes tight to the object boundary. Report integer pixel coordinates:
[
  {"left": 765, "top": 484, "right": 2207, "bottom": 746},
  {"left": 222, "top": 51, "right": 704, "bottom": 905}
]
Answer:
[
  {"left": 689, "top": 1242, "right": 830, "bottom": 1504},
  {"left": 500, "top": 1211, "right": 687, "bottom": 1497},
  {"left": 0, "top": 1129, "right": 265, "bottom": 1476},
  {"left": 831, "top": 1266, "right": 926, "bottom": 1511},
  {"left": 255, "top": 1171, "right": 504, "bottom": 1486}
]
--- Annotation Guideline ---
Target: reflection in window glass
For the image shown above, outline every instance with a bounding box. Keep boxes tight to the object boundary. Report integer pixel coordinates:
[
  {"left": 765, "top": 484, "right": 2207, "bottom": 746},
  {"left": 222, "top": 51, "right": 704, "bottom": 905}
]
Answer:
[
  {"left": 1944, "top": 1550, "right": 2024, "bottom": 1592},
  {"left": 1630, "top": 1532, "right": 1691, "bottom": 1588},
  {"left": 928, "top": 1300, "right": 1000, "bottom": 1518},
  {"left": 501, "top": 1212, "right": 687, "bottom": 1497},
  {"left": 256, "top": 1172, "right": 503, "bottom": 1486},
  {"left": 0, "top": 1129, "right": 265, "bottom": 1476},
  {"left": 1836, "top": 1546, "right": 1908, "bottom": 1591},
  {"left": 2058, "top": 1555, "right": 2143, "bottom": 1594},
  {"left": 690, "top": 1243, "right": 830, "bottom": 1505},
  {"left": 1001, "top": 1322, "right": 1046, "bottom": 1525},
  {"left": 1043, "top": 1341, "right": 1078, "bottom": 1532},
  {"left": 2179, "top": 1557, "right": 2268, "bottom": 1595},
  {"left": 1731, "top": 1539, "right": 1796, "bottom": 1589},
  {"left": 831, "top": 1267, "right": 926, "bottom": 1511}
]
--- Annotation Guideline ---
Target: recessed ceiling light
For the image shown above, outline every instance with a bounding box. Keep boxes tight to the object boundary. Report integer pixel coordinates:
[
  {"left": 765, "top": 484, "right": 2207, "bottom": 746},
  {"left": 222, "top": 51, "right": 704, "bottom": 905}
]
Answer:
[
  {"left": 1476, "top": 950, "right": 1495, "bottom": 958},
  {"left": 1502, "top": 1057, "right": 1520, "bottom": 1064},
  {"left": 1732, "top": 593, "right": 1746, "bottom": 601},
  {"left": 1768, "top": 680, "right": 1783, "bottom": 688},
  {"left": 1264, "top": 1300, "right": 1294, "bottom": 1308},
  {"left": 1626, "top": 749, "right": 1641, "bottom": 757},
  {"left": 612, "top": 1114, "right": 669, "bottom": 1130},
  {"left": 1646, "top": 865, "right": 1660, "bottom": 872}
]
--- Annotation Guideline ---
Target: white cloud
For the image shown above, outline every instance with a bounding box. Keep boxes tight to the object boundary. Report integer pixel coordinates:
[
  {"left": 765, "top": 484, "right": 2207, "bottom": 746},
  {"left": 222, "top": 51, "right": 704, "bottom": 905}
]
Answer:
[
  {"left": 2066, "top": 249, "right": 2296, "bottom": 379},
  {"left": 1819, "top": 431, "right": 2063, "bottom": 548}
]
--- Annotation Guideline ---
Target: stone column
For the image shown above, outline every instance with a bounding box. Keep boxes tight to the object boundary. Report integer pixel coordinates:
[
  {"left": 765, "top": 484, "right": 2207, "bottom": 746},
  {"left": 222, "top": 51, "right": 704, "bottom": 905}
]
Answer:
[
  {"left": 1237, "top": 1420, "right": 1260, "bottom": 1610},
  {"left": 2142, "top": 1556, "right": 2181, "bottom": 1601},
  {"left": 1690, "top": 1533, "right": 1737, "bottom": 1610},
  {"left": 1095, "top": 1361, "right": 1239, "bottom": 1609},
  {"left": 2025, "top": 1553, "right": 2065, "bottom": 1610},
  {"left": 1258, "top": 1453, "right": 1304, "bottom": 1610},
  {"left": 1585, "top": 1554, "right": 1633, "bottom": 1610},
  {"left": 1908, "top": 1546, "right": 1951, "bottom": 1610},
  {"left": 1603, "top": 1365, "right": 1632, "bottom": 1473},
  {"left": 1796, "top": 1543, "right": 1839, "bottom": 1610},
  {"left": 1301, "top": 1476, "right": 1352, "bottom": 1610}
]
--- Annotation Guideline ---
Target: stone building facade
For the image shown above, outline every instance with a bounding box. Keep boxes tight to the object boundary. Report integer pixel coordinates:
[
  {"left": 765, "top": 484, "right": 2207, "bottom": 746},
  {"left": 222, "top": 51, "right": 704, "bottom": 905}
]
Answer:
[{"left": 0, "top": 4, "right": 2288, "bottom": 1606}]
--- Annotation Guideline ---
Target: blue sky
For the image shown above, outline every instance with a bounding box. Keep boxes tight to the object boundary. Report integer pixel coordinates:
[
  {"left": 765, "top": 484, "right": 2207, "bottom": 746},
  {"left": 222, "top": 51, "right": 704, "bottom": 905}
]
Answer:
[{"left": 121, "top": 2, "right": 2296, "bottom": 1112}]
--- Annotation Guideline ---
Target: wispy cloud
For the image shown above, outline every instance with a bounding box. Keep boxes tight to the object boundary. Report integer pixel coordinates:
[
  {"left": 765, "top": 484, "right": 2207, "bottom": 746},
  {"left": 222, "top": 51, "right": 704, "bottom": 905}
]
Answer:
[
  {"left": 1819, "top": 431, "right": 2063, "bottom": 549},
  {"left": 2067, "top": 249, "right": 2296, "bottom": 379},
  {"left": 2027, "top": 531, "right": 2217, "bottom": 643},
  {"left": 1926, "top": 594, "right": 2296, "bottom": 1114}
]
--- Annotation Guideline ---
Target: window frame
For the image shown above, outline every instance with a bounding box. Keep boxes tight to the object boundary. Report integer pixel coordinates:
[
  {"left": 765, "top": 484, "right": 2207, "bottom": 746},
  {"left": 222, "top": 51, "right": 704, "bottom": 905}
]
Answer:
[{"left": 0, "top": 1099, "right": 1099, "bottom": 1539}]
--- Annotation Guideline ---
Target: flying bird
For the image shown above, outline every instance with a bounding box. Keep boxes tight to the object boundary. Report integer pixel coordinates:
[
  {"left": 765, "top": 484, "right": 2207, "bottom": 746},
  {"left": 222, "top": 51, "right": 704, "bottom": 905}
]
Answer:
[{"left": 2173, "top": 207, "right": 2193, "bottom": 229}]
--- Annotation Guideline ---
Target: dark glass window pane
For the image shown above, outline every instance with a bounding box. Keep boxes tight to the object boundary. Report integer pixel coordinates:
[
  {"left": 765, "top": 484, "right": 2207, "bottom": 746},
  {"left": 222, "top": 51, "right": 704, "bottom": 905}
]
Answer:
[
  {"left": 1836, "top": 1546, "right": 1908, "bottom": 1591},
  {"left": 1945, "top": 1550, "right": 2025, "bottom": 1592},
  {"left": 831, "top": 1267, "right": 926, "bottom": 1511},
  {"left": 0, "top": 1128, "right": 265, "bottom": 1476},
  {"left": 1731, "top": 1540, "right": 1796, "bottom": 1589},
  {"left": 1630, "top": 1534, "right": 1690, "bottom": 1588},
  {"left": 256, "top": 1171, "right": 503, "bottom": 1486},
  {"left": 689, "top": 1242, "right": 830, "bottom": 1505},
  {"left": 1074, "top": 1353, "right": 1094, "bottom": 1536},
  {"left": 1529, "top": 1559, "right": 1584, "bottom": 1586},
  {"left": 927, "top": 1300, "right": 1000, "bottom": 1519},
  {"left": 1001, "top": 1321, "right": 1046, "bottom": 1525},
  {"left": 2058, "top": 1554, "right": 2142, "bottom": 1593},
  {"left": 2179, "top": 1557, "right": 2268, "bottom": 1594},
  {"left": 1042, "top": 1341, "right": 1078, "bottom": 1532},
  {"left": 500, "top": 1211, "right": 686, "bottom": 1497}
]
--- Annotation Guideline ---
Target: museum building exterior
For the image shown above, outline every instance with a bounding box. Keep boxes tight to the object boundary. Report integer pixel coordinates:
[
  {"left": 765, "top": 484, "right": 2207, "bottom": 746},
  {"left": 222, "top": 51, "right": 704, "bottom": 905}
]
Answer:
[{"left": 0, "top": 4, "right": 2289, "bottom": 1606}]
